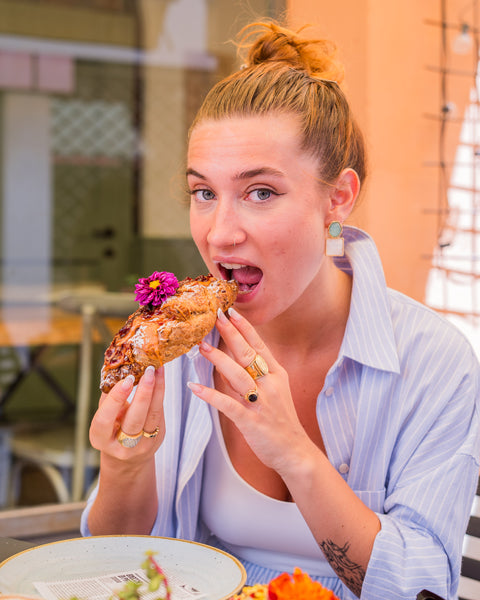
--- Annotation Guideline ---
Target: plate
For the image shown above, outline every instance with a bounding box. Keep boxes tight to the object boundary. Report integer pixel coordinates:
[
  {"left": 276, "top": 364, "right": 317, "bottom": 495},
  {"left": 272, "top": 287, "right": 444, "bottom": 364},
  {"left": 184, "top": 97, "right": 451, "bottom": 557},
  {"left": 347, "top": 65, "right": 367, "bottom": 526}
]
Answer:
[{"left": 0, "top": 536, "right": 246, "bottom": 600}]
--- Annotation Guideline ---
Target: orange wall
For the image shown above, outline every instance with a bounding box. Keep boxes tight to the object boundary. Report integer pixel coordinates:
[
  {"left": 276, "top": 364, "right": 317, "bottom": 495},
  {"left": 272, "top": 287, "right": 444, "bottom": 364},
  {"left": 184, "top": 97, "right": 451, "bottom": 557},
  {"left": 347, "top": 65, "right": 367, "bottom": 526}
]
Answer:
[{"left": 287, "top": 0, "right": 473, "bottom": 302}]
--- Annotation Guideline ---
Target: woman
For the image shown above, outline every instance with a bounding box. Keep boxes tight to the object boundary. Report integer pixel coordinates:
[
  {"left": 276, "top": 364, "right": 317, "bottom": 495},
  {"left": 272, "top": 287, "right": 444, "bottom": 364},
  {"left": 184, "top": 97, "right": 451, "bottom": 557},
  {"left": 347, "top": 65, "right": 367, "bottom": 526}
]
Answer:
[{"left": 81, "top": 21, "right": 480, "bottom": 600}]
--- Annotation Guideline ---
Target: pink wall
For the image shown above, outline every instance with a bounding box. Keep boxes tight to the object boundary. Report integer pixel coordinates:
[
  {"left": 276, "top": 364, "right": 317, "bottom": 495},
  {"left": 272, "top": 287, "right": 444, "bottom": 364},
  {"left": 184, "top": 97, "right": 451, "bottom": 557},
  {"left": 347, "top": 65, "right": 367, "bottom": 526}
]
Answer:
[{"left": 287, "top": 0, "right": 473, "bottom": 302}]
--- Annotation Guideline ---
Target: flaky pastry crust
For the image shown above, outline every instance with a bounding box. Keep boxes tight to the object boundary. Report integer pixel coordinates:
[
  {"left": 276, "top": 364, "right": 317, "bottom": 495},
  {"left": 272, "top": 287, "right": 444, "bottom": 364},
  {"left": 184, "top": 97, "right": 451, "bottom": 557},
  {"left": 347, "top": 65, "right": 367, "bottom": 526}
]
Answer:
[{"left": 100, "top": 275, "right": 238, "bottom": 393}]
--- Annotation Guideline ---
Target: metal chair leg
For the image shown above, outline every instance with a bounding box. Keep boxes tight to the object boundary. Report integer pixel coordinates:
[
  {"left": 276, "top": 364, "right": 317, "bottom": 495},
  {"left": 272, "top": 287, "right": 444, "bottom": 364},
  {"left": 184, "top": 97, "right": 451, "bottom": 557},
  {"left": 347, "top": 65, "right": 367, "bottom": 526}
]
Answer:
[{"left": 71, "top": 304, "right": 95, "bottom": 502}]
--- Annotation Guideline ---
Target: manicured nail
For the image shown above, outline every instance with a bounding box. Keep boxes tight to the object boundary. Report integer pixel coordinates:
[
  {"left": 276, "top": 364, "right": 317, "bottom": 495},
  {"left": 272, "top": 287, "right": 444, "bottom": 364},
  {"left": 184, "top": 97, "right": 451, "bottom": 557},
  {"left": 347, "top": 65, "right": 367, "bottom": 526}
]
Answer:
[
  {"left": 143, "top": 365, "right": 155, "bottom": 382},
  {"left": 217, "top": 308, "right": 228, "bottom": 322},
  {"left": 228, "top": 307, "right": 241, "bottom": 320},
  {"left": 199, "top": 340, "right": 213, "bottom": 352},
  {"left": 122, "top": 374, "right": 135, "bottom": 390},
  {"left": 187, "top": 381, "right": 203, "bottom": 395}
]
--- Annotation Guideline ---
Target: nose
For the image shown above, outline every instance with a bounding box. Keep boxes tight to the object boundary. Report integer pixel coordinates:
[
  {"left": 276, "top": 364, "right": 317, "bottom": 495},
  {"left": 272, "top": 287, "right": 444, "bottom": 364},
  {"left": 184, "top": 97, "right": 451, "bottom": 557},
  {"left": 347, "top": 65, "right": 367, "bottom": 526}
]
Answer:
[{"left": 206, "top": 200, "right": 246, "bottom": 249}]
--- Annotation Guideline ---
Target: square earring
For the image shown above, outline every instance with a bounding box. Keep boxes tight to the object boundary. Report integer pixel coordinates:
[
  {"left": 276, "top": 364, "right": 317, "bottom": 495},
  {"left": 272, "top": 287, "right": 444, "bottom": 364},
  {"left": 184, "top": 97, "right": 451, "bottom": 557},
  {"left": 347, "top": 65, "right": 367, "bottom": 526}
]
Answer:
[{"left": 325, "top": 221, "right": 344, "bottom": 257}]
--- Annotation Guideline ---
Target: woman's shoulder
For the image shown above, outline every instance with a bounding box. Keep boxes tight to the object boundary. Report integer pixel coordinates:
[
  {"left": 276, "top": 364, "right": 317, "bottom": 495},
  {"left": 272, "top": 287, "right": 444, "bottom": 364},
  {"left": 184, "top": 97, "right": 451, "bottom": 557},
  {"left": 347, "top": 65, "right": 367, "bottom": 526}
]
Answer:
[{"left": 387, "top": 286, "right": 479, "bottom": 368}]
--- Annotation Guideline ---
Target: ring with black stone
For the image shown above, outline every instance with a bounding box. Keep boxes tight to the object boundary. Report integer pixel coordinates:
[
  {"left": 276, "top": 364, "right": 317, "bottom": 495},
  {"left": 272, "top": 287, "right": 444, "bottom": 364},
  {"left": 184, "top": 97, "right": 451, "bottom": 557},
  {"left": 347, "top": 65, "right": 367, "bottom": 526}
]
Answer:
[{"left": 244, "top": 389, "right": 259, "bottom": 403}]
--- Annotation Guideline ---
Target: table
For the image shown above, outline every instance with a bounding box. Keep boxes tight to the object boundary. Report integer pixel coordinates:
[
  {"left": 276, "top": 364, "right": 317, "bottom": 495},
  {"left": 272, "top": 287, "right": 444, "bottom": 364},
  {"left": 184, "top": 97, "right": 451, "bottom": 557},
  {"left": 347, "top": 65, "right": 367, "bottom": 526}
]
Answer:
[
  {"left": 0, "top": 292, "right": 137, "bottom": 502},
  {"left": 0, "top": 537, "right": 33, "bottom": 563},
  {"left": 0, "top": 305, "right": 129, "bottom": 415}
]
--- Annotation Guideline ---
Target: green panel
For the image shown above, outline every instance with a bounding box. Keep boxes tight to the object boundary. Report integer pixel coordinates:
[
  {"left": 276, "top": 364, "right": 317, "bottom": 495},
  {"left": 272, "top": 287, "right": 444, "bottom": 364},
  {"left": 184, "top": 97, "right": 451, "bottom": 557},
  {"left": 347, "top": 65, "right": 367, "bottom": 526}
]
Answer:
[
  {"left": 51, "top": 59, "right": 138, "bottom": 290},
  {"left": 134, "top": 237, "right": 206, "bottom": 284},
  {"left": 75, "top": 61, "right": 137, "bottom": 105},
  {"left": 52, "top": 163, "right": 135, "bottom": 289},
  {"left": 0, "top": 0, "right": 136, "bottom": 46}
]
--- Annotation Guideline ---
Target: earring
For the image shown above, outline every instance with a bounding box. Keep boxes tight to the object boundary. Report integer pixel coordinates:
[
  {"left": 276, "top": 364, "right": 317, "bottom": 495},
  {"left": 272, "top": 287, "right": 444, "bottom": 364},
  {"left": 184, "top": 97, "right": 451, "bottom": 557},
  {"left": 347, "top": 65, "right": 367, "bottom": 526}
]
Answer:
[{"left": 325, "top": 221, "right": 344, "bottom": 257}]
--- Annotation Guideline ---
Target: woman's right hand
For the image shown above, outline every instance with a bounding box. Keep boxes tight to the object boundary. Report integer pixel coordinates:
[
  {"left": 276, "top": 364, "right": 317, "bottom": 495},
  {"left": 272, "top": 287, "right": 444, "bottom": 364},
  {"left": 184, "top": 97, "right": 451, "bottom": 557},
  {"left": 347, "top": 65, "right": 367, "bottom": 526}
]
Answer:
[
  {"left": 87, "top": 365, "right": 165, "bottom": 535},
  {"left": 89, "top": 364, "right": 166, "bottom": 461}
]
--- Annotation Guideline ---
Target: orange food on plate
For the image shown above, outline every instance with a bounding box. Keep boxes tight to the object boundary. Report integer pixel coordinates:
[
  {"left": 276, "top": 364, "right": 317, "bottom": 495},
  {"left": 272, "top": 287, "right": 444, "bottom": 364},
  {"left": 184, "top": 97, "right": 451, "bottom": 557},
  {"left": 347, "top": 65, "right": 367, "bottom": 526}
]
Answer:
[
  {"left": 268, "top": 568, "right": 339, "bottom": 599},
  {"left": 231, "top": 568, "right": 339, "bottom": 600}
]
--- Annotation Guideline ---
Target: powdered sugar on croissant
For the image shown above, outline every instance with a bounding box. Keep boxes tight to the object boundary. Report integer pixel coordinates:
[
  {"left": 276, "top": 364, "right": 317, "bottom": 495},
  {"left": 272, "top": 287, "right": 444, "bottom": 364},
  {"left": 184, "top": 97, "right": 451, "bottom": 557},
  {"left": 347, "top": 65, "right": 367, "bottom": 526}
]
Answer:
[{"left": 100, "top": 274, "right": 238, "bottom": 393}]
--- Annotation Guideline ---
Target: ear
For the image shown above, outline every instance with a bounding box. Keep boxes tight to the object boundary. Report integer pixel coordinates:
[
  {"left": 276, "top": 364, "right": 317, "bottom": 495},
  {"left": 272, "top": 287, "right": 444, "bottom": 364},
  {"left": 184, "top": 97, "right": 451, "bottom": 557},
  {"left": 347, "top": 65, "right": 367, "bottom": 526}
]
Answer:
[{"left": 327, "top": 168, "right": 360, "bottom": 223}]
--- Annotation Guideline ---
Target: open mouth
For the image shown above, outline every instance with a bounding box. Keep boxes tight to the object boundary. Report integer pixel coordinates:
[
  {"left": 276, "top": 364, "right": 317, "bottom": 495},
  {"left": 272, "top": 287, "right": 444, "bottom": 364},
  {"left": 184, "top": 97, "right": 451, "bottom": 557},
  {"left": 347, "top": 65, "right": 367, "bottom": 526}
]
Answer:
[{"left": 218, "top": 262, "right": 263, "bottom": 293}]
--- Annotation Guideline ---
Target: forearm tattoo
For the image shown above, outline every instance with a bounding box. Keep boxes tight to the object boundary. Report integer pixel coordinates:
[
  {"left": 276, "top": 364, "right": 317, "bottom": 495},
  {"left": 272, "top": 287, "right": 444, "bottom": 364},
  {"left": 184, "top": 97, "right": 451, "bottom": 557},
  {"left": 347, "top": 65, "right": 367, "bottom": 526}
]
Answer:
[{"left": 319, "top": 539, "right": 365, "bottom": 598}]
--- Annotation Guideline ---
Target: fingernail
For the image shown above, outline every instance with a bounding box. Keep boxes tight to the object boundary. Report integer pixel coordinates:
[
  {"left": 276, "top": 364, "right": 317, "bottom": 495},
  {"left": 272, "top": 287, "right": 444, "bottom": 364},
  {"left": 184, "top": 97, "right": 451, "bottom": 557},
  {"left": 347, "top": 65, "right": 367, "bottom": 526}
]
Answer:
[
  {"left": 217, "top": 308, "right": 228, "bottom": 322},
  {"left": 122, "top": 374, "right": 135, "bottom": 390},
  {"left": 199, "top": 340, "right": 213, "bottom": 352},
  {"left": 143, "top": 365, "right": 155, "bottom": 382},
  {"left": 228, "top": 307, "right": 241, "bottom": 320},
  {"left": 187, "top": 381, "right": 203, "bottom": 395}
]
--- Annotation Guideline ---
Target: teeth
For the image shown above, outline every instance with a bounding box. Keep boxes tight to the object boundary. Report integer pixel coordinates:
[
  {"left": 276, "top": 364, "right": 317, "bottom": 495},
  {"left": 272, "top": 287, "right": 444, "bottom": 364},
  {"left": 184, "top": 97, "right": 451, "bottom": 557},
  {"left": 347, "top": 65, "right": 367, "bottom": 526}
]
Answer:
[{"left": 219, "top": 263, "right": 246, "bottom": 269}]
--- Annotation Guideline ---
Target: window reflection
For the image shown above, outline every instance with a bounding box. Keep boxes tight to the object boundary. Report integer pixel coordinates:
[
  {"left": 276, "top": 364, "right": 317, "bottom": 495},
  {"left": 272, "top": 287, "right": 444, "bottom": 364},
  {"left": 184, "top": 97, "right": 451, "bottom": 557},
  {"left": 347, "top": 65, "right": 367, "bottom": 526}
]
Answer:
[{"left": 0, "top": 0, "right": 284, "bottom": 511}]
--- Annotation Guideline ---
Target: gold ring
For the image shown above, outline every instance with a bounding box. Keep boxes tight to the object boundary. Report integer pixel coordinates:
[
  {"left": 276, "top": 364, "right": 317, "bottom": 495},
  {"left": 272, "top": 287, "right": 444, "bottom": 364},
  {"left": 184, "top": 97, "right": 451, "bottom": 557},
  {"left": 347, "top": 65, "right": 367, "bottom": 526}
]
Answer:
[
  {"left": 143, "top": 426, "right": 160, "bottom": 438},
  {"left": 117, "top": 429, "right": 143, "bottom": 448},
  {"left": 245, "top": 354, "right": 269, "bottom": 380},
  {"left": 244, "top": 389, "right": 258, "bottom": 403}
]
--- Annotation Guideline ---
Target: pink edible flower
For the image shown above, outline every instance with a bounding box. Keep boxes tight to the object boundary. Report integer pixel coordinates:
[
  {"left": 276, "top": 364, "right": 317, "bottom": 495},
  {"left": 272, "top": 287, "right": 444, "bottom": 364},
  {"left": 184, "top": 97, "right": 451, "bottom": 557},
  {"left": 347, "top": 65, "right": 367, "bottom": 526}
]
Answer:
[{"left": 135, "top": 271, "right": 179, "bottom": 307}]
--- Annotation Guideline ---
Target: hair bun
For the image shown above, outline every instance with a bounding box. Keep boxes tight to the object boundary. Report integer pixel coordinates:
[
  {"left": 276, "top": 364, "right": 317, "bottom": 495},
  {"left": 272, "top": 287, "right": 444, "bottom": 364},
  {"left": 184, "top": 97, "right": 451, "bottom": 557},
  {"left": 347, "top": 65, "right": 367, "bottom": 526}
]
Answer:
[{"left": 237, "top": 21, "right": 344, "bottom": 84}]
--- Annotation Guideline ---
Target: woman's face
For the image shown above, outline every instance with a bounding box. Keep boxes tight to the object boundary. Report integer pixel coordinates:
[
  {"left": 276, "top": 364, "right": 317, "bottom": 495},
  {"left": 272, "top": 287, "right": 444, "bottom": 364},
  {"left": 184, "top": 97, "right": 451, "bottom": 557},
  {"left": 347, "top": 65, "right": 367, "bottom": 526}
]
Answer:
[{"left": 188, "top": 113, "right": 334, "bottom": 325}]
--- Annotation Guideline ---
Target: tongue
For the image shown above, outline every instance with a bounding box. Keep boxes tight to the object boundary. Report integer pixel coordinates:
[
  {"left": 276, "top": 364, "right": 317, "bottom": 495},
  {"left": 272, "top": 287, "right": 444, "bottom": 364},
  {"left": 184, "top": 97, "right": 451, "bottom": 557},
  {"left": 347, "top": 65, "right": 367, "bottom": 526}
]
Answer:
[{"left": 233, "top": 266, "right": 262, "bottom": 288}]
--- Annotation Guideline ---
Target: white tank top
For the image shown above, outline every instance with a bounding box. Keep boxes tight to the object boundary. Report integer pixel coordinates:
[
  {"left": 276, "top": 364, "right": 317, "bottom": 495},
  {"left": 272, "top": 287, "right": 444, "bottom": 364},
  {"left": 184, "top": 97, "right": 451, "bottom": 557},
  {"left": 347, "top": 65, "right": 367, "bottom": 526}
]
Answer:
[{"left": 200, "top": 408, "right": 332, "bottom": 576}]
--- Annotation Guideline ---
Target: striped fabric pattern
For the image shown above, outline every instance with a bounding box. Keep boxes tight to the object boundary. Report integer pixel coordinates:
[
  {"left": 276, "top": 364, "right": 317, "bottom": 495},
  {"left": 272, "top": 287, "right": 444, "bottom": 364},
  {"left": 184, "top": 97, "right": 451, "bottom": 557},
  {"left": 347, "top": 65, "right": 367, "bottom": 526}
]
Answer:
[{"left": 81, "top": 227, "right": 480, "bottom": 600}]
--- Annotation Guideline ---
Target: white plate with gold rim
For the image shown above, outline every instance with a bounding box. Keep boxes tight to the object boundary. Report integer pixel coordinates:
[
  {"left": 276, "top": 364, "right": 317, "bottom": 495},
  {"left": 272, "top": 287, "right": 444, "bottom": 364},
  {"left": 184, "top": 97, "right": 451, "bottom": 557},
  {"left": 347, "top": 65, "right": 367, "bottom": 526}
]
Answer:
[{"left": 0, "top": 535, "right": 246, "bottom": 600}]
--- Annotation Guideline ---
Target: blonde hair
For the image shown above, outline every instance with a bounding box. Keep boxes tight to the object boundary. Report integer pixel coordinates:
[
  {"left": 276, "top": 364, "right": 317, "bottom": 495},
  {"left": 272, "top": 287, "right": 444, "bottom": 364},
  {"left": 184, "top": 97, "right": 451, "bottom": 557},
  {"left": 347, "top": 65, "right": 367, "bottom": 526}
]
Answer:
[{"left": 190, "top": 21, "right": 367, "bottom": 187}]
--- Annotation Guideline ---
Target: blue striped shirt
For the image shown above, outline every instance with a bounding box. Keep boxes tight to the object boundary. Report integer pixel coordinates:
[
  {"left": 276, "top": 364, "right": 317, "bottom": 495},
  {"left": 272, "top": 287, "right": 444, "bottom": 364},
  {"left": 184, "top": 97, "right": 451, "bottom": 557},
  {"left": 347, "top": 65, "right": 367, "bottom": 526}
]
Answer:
[{"left": 81, "top": 226, "right": 480, "bottom": 600}]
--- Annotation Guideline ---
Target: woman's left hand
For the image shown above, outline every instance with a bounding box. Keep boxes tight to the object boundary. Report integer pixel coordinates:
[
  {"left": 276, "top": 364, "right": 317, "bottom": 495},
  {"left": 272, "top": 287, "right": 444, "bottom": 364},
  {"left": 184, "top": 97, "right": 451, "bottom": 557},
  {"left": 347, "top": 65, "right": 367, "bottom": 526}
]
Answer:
[
  {"left": 188, "top": 307, "right": 312, "bottom": 475},
  {"left": 190, "top": 306, "right": 381, "bottom": 590}
]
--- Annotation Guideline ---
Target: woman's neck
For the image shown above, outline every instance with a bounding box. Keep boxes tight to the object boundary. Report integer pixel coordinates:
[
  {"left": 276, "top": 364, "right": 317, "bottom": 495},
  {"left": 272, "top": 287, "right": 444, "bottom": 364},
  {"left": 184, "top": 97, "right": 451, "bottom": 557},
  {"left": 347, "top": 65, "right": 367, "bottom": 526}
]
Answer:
[{"left": 256, "top": 264, "right": 352, "bottom": 360}]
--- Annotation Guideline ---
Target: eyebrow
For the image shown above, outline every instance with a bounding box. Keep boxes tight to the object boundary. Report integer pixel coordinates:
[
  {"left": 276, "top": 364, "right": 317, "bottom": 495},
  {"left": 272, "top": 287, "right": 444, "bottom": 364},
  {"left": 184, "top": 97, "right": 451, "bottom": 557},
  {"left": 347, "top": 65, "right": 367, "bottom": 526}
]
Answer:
[
  {"left": 185, "top": 166, "right": 284, "bottom": 180},
  {"left": 236, "top": 167, "right": 284, "bottom": 180},
  {"left": 186, "top": 168, "right": 205, "bottom": 179}
]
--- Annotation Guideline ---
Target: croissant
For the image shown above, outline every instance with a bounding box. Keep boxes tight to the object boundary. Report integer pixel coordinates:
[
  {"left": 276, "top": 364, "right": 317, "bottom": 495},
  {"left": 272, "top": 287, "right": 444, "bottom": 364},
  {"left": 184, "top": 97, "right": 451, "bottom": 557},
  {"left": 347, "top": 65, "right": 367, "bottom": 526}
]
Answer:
[{"left": 100, "top": 274, "right": 238, "bottom": 393}]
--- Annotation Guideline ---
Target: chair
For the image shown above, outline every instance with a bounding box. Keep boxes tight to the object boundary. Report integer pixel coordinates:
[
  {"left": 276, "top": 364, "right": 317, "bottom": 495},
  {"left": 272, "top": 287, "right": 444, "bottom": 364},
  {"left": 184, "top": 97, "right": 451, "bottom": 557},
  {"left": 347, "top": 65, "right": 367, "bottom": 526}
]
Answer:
[
  {"left": 9, "top": 291, "right": 137, "bottom": 504},
  {"left": 416, "top": 591, "right": 446, "bottom": 600},
  {"left": 458, "top": 476, "right": 480, "bottom": 600}
]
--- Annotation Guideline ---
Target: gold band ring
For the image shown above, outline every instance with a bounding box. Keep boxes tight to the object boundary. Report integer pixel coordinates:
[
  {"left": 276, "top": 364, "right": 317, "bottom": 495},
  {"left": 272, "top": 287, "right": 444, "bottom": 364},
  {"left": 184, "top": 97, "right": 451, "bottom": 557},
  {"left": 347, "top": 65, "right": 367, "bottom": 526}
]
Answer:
[
  {"left": 117, "top": 428, "right": 143, "bottom": 448},
  {"left": 245, "top": 354, "right": 269, "bottom": 380},
  {"left": 143, "top": 426, "right": 160, "bottom": 439},
  {"left": 244, "top": 388, "right": 259, "bottom": 403}
]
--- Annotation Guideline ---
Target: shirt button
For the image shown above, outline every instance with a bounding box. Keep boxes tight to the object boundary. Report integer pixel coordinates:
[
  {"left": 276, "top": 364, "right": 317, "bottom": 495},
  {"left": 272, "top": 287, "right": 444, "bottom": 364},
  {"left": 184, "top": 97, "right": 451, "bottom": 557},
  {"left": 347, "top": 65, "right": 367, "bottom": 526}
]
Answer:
[
  {"left": 339, "top": 463, "right": 349, "bottom": 474},
  {"left": 325, "top": 387, "right": 334, "bottom": 397}
]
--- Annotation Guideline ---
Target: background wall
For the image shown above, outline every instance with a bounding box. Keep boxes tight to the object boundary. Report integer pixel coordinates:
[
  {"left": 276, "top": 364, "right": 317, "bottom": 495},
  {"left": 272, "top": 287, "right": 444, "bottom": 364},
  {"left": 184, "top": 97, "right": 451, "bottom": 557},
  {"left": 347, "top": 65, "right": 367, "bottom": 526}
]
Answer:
[{"left": 287, "top": 0, "right": 474, "bottom": 303}]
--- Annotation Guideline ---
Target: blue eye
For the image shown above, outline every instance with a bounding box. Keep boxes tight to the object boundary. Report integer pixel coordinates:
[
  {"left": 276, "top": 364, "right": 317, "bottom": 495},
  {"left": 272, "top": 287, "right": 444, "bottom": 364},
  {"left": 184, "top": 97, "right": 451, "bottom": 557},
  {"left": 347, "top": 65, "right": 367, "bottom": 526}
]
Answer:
[
  {"left": 257, "top": 189, "right": 271, "bottom": 200},
  {"left": 251, "top": 188, "right": 273, "bottom": 202},
  {"left": 192, "top": 189, "right": 215, "bottom": 201}
]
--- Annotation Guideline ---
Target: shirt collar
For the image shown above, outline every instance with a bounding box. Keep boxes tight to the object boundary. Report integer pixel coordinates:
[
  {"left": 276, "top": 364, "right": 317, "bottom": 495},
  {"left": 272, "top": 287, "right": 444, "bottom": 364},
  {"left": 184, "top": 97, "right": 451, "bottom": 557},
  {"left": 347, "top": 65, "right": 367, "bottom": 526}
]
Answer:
[{"left": 334, "top": 226, "right": 400, "bottom": 374}]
